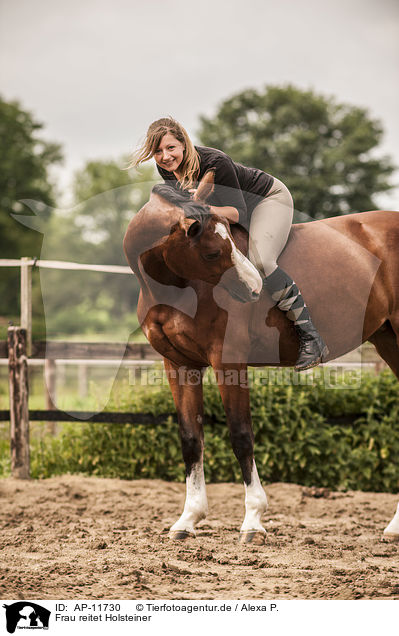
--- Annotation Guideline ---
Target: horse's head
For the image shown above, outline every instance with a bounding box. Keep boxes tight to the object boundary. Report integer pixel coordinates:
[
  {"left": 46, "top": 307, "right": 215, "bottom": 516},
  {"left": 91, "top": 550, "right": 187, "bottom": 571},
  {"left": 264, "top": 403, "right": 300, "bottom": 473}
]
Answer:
[{"left": 154, "top": 172, "right": 262, "bottom": 303}]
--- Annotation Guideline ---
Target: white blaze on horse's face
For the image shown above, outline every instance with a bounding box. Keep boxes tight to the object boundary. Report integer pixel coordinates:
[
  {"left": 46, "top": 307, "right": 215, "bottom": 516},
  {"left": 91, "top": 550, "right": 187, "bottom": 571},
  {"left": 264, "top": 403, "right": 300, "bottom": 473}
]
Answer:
[{"left": 214, "top": 222, "right": 263, "bottom": 296}]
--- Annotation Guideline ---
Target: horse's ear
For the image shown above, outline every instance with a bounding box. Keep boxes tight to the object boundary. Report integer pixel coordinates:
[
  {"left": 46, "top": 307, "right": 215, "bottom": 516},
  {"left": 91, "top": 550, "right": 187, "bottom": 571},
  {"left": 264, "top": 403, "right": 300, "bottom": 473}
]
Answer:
[
  {"left": 179, "top": 217, "right": 203, "bottom": 239},
  {"left": 169, "top": 221, "right": 181, "bottom": 234},
  {"left": 187, "top": 220, "right": 202, "bottom": 238},
  {"left": 193, "top": 169, "right": 215, "bottom": 203}
]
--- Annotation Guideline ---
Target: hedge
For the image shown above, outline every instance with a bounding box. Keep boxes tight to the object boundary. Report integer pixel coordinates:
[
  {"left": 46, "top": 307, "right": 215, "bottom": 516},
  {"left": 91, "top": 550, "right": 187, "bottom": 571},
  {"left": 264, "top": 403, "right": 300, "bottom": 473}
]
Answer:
[{"left": 1, "top": 368, "right": 399, "bottom": 492}]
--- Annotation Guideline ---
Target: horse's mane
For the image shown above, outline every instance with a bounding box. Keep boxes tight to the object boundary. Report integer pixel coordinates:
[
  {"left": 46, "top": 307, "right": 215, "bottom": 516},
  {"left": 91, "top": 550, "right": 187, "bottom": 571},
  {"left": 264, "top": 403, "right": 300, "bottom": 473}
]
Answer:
[{"left": 152, "top": 183, "right": 210, "bottom": 223}]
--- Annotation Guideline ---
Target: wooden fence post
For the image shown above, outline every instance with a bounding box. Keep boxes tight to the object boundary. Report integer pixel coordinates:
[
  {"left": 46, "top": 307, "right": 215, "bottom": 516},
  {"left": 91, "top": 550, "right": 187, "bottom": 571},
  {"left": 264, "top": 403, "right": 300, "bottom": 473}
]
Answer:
[
  {"left": 44, "top": 358, "right": 57, "bottom": 434},
  {"left": 20, "top": 257, "right": 32, "bottom": 356},
  {"left": 8, "top": 326, "right": 30, "bottom": 479}
]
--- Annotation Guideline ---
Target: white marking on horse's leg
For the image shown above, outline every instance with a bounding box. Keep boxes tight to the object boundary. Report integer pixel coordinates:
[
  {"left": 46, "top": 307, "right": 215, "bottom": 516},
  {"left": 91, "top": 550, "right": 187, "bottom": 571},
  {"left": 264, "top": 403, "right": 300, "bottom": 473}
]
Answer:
[
  {"left": 240, "top": 460, "right": 268, "bottom": 533},
  {"left": 170, "top": 460, "right": 208, "bottom": 535},
  {"left": 383, "top": 502, "right": 399, "bottom": 538},
  {"left": 214, "top": 222, "right": 262, "bottom": 294}
]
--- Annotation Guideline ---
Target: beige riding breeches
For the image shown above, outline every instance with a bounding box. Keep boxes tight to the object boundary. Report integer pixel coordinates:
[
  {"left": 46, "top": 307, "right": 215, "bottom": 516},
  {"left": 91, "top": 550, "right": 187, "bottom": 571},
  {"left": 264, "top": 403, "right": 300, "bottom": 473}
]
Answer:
[{"left": 247, "top": 177, "right": 294, "bottom": 277}]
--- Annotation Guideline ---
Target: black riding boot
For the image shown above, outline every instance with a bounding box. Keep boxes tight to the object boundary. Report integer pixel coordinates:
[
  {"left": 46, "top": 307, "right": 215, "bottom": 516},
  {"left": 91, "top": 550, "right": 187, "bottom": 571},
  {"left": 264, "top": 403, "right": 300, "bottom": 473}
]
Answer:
[{"left": 263, "top": 267, "right": 328, "bottom": 371}]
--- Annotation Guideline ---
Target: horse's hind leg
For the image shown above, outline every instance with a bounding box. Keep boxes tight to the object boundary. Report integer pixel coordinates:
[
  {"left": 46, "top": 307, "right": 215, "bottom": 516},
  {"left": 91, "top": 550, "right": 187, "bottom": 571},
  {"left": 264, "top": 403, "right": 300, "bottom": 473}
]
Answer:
[
  {"left": 215, "top": 364, "right": 268, "bottom": 545},
  {"left": 368, "top": 321, "right": 399, "bottom": 541},
  {"left": 164, "top": 358, "right": 208, "bottom": 540}
]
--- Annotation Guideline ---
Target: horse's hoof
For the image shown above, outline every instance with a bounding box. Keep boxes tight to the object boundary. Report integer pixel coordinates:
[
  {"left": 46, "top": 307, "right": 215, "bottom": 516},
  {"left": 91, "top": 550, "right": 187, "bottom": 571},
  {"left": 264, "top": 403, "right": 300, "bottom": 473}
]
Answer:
[
  {"left": 239, "top": 530, "right": 266, "bottom": 545},
  {"left": 169, "top": 530, "right": 195, "bottom": 541},
  {"left": 382, "top": 532, "right": 399, "bottom": 542}
]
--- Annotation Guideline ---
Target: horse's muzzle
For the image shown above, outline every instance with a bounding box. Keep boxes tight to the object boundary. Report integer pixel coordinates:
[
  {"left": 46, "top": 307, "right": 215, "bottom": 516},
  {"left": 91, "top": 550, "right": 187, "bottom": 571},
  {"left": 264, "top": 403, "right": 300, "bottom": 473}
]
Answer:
[{"left": 217, "top": 267, "right": 262, "bottom": 304}]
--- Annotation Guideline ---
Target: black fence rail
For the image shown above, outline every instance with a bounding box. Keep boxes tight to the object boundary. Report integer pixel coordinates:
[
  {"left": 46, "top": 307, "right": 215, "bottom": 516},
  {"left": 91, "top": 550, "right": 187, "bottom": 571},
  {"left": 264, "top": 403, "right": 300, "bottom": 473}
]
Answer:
[
  {"left": 0, "top": 409, "right": 363, "bottom": 426},
  {"left": 0, "top": 410, "right": 173, "bottom": 425},
  {"left": 0, "top": 339, "right": 162, "bottom": 360}
]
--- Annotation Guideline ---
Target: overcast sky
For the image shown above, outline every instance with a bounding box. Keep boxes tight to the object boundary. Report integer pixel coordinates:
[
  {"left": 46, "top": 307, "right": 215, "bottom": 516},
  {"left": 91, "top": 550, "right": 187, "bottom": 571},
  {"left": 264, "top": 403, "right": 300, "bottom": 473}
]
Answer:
[{"left": 1, "top": 0, "right": 398, "bottom": 207}]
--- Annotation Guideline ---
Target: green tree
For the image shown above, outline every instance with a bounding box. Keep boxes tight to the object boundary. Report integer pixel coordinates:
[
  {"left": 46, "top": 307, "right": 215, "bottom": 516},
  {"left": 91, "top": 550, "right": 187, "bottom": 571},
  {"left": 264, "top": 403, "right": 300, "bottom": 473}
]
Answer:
[
  {"left": 36, "top": 159, "right": 156, "bottom": 336},
  {"left": 0, "top": 96, "right": 63, "bottom": 323},
  {"left": 198, "top": 85, "right": 395, "bottom": 218},
  {"left": 72, "top": 160, "right": 154, "bottom": 267},
  {"left": 71, "top": 159, "right": 155, "bottom": 316}
]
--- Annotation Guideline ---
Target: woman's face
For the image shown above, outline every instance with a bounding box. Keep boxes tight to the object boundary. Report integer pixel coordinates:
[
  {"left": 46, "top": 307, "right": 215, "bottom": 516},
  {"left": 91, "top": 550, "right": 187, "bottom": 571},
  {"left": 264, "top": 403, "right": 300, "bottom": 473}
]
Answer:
[{"left": 153, "top": 133, "right": 185, "bottom": 173}]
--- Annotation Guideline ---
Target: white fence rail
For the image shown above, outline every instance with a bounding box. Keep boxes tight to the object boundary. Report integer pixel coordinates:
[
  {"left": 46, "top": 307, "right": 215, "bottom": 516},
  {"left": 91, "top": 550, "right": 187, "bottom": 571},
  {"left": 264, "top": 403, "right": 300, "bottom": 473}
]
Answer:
[
  {"left": 0, "top": 256, "right": 134, "bottom": 354},
  {"left": 0, "top": 257, "right": 132, "bottom": 274}
]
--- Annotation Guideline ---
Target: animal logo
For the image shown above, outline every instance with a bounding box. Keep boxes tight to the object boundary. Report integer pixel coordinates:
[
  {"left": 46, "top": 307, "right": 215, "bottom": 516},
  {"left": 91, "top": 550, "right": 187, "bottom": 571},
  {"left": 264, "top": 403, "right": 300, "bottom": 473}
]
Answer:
[{"left": 2, "top": 602, "right": 51, "bottom": 633}]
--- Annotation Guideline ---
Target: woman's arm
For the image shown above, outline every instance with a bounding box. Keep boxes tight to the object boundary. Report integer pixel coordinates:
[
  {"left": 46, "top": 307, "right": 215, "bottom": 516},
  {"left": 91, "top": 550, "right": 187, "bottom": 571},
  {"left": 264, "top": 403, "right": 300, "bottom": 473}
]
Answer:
[{"left": 208, "top": 205, "right": 239, "bottom": 223}]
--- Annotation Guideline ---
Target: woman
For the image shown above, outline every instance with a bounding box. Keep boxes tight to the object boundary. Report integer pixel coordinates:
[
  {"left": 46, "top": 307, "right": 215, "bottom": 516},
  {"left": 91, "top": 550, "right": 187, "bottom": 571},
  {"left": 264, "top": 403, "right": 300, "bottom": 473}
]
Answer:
[{"left": 131, "top": 117, "right": 327, "bottom": 370}]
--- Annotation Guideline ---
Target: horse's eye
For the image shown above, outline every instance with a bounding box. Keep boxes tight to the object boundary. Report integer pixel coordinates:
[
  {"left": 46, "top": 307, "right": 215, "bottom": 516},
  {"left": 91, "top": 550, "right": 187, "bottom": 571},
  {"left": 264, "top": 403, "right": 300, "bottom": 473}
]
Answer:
[{"left": 203, "top": 250, "right": 221, "bottom": 261}]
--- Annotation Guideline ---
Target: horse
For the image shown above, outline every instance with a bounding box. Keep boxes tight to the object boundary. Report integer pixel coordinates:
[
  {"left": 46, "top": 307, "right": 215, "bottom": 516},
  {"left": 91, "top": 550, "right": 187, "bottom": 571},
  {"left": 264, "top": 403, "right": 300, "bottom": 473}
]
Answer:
[{"left": 123, "top": 171, "right": 399, "bottom": 544}]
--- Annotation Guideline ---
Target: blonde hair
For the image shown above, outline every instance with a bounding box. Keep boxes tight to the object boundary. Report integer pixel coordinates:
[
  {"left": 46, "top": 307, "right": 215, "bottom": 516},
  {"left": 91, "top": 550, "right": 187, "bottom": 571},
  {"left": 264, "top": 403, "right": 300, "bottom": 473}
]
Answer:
[{"left": 129, "top": 117, "right": 200, "bottom": 190}]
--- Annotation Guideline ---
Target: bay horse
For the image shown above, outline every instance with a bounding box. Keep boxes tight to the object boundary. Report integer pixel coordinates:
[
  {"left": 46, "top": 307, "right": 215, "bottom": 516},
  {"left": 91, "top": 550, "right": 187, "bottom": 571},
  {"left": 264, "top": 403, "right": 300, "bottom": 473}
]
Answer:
[{"left": 123, "top": 171, "right": 399, "bottom": 544}]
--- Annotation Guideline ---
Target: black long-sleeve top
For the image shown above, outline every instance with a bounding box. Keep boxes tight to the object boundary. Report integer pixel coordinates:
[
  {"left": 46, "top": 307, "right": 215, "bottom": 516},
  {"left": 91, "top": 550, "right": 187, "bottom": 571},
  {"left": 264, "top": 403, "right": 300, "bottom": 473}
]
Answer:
[{"left": 156, "top": 145, "right": 274, "bottom": 228}]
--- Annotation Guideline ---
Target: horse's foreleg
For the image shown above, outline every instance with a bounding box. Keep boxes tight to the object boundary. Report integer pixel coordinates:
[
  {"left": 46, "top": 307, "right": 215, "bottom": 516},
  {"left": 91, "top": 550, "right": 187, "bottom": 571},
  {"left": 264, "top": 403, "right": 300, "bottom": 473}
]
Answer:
[
  {"left": 164, "top": 359, "right": 208, "bottom": 540},
  {"left": 215, "top": 365, "right": 268, "bottom": 544},
  {"left": 368, "top": 322, "right": 399, "bottom": 540},
  {"left": 383, "top": 504, "right": 399, "bottom": 541}
]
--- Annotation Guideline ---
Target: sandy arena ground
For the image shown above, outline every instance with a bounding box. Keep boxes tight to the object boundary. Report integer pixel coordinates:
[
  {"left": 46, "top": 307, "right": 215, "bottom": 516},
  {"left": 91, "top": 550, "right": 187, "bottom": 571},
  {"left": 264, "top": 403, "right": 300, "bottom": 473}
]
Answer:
[{"left": 0, "top": 476, "right": 398, "bottom": 600}]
